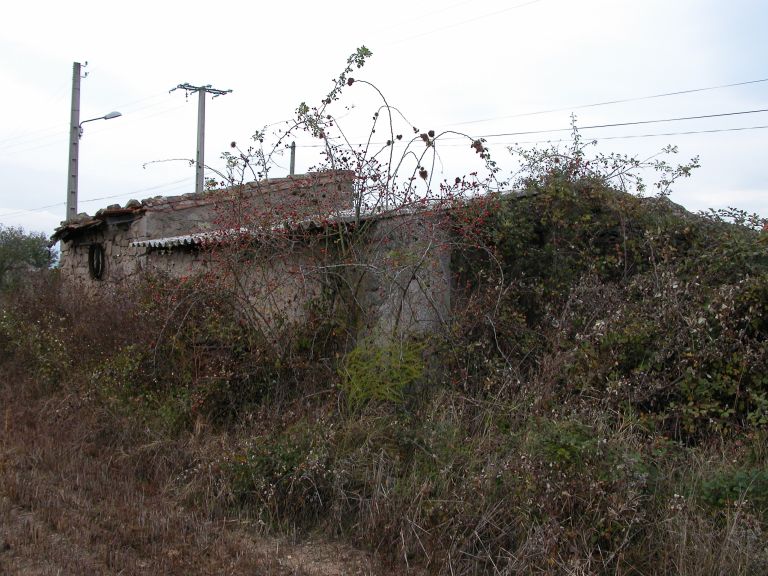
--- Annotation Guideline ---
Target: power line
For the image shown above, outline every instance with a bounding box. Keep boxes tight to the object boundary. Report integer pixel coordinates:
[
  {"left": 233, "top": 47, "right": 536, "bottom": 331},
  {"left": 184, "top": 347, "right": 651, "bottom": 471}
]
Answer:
[
  {"left": 0, "top": 178, "right": 193, "bottom": 219},
  {"left": 447, "top": 77, "right": 768, "bottom": 127},
  {"left": 292, "top": 106, "right": 768, "bottom": 149},
  {"left": 7, "top": 125, "right": 766, "bottom": 222},
  {"left": 375, "top": 0, "right": 477, "bottom": 34},
  {"left": 0, "top": 124, "right": 68, "bottom": 147},
  {"left": 472, "top": 107, "right": 768, "bottom": 139},
  {"left": 387, "top": 0, "right": 546, "bottom": 46},
  {"left": 0, "top": 77, "right": 70, "bottom": 146},
  {"left": 0, "top": 102, "right": 190, "bottom": 157},
  {"left": 429, "top": 123, "right": 768, "bottom": 147},
  {"left": 111, "top": 92, "right": 169, "bottom": 112},
  {"left": 79, "top": 178, "right": 193, "bottom": 205},
  {"left": 0, "top": 130, "right": 69, "bottom": 155},
  {"left": 527, "top": 124, "right": 768, "bottom": 145},
  {"left": 6, "top": 74, "right": 762, "bottom": 151},
  {"left": 0, "top": 92, "right": 178, "bottom": 151}
]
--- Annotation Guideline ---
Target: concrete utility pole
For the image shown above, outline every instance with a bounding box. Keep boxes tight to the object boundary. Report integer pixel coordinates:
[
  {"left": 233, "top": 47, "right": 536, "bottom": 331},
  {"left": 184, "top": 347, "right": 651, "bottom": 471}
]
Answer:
[
  {"left": 171, "top": 83, "right": 232, "bottom": 194},
  {"left": 64, "top": 62, "right": 121, "bottom": 221},
  {"left": 66, "top": 62, "right": 84, "bottom": 222}
]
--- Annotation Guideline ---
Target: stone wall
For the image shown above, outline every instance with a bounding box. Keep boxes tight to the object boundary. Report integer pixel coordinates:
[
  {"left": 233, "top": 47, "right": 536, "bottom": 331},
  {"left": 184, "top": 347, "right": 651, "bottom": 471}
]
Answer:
[
  {"left": 137, "top": 172, "right": 355, "bottom": 240},
  {"left": 55, "top": 171, "right": 455, "bottom": 339},
  {"left": 57, "top": 224, "right": 144, "bottom": 291},
  {"left": 55, "top": 172, "right": 354, "bottom": 285}
]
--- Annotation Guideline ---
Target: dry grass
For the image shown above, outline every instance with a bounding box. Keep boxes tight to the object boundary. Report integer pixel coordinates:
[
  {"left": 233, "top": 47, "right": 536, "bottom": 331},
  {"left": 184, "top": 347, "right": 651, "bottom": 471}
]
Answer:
[{"left": 0, "top": 378, "right": 376, "bottom": 576}]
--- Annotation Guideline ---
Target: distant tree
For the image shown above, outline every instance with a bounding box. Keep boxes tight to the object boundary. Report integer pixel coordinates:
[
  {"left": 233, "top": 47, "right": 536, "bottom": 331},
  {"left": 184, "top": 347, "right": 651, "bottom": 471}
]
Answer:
[{"left": 0, "top": 225, "right": 53, "bottom": 289}]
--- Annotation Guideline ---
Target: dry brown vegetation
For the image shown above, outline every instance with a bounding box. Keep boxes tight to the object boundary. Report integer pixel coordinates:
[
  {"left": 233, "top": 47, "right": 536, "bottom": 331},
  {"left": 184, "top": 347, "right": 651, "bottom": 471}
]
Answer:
[
  {"left": 4, "top": 49, "right": 768, "bottom": 575},
  {"left": 0, "top": 294, "right": 377, "bottom": 575},
  {"left": 3, "top": 170, "right": 768, "bottom": 574}
]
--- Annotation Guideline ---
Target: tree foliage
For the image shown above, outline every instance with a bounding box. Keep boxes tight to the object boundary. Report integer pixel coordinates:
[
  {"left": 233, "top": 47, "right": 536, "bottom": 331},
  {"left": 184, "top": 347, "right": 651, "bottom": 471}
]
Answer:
[{"left": 0, "top": 225, "right": 53, "bottom": 289}]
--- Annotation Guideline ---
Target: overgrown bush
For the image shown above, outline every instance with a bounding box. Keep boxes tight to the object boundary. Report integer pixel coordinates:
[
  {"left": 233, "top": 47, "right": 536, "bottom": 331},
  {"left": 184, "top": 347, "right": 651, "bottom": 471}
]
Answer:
[
  {"left": 339, "top": 337, "right": 425, "bottom": 408},
  {"left": 448, "top": 160, "right": 768, "bottom": 440},
  {"left": 4, "top": 158, "right": 767, "bottom": 574},
  {"left": 3, "top": 53, "right": 768, "bottom": 575},
  {"left": 0, "top": 307, "right": 68, "bottom": 387}
]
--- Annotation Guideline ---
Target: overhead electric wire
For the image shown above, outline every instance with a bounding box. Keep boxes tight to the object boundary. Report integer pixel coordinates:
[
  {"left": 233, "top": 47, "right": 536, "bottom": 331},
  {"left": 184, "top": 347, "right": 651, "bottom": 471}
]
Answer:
[
  {"left": 0, "top": 124, "right": 69, "bottom": 147},
  {"left": 517, "top": 124, "right": 768, "bottom": 145},
  {"left": 284, "top": 75, "right": 768, "bottom": 149},
  {"left": 471, "top": 107, "right": 768, "bottom": 139},
  {"left": 387, "top": 0, "right": 546, "bottom": 45},
  {"left": 375, "top": 0, "right": 477, "bottom": 33},
  {"left": 1, "top": 103, "right": 190, "bottom": 157},
  {"left": 448, "top": 77, "right": 768, "bottom": 126},
  {"left": 593, "top": 124, "right": 768, "bottom": 140},
  {"left": 8, "top": 76, "right": 768, "bottom": 220},
  {"left": 0, "top": 77, "right": 70, "bottom": 145},
  {"left": 7, "top": 124, "right": 765, "bottom": 224},
  {"left": 1, "top": 135, "right": 70, "bottom": 156},
  {"left": 292, "top": 106, "right": 768, "bottom": 149},
  {"left": 0, "top": 177, "right": 193, "bottom": 219},
  {"left": 0, "top": 92, "right": 181, "bottom": 152},
  {"left": 0, "top": 129, "right": 69, "bottom": 154},
  {"left": 111, "top": 92, "right": 170, "bottom": 112},
  {"left": 430, "top": 123, "right": 768, "bottom": 147}
]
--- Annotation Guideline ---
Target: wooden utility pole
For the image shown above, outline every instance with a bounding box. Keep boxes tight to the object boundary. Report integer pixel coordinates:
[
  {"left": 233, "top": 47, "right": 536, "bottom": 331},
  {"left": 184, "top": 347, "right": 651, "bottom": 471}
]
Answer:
[{"left": 171, "top": 83, "right": 232, "bottom": 194}]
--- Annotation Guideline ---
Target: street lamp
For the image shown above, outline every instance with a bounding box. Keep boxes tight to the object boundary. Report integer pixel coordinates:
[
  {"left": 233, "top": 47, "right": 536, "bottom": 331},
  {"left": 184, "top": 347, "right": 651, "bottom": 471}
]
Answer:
[
  {"left": 65, "top": 79, "right": 122, "bottom": 223},
  {"left": 79, "top": 111, "right": 122, "bottom": 138},
  {"left": 65, "top": 60, "right": 125, "bottom": 222}
]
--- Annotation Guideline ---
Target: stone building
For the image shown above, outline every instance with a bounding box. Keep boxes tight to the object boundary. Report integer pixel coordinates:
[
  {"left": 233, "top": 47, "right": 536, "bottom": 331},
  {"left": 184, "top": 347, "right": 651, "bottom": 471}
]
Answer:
[{"left": 52, "top": 170, "right": 454, "bottom": 337}]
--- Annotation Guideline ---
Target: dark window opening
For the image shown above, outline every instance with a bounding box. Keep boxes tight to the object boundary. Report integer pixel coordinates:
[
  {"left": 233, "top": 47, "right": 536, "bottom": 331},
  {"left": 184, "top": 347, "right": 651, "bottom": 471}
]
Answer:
[{"left": 88, "top": 243, "right": 105, "bottom": 280}]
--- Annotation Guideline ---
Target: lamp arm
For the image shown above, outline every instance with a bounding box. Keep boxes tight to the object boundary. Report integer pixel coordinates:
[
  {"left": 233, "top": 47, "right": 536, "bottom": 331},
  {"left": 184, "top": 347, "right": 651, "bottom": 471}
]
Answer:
[{"left": 78, "top": 111, "right": 122, "bottom": 138}]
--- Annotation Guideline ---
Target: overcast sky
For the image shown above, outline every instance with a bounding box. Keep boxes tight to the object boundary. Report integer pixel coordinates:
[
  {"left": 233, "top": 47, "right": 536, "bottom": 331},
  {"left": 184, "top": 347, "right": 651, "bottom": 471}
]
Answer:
[{"left": 2, "top": 0, "right": 767, "bottom": 235}]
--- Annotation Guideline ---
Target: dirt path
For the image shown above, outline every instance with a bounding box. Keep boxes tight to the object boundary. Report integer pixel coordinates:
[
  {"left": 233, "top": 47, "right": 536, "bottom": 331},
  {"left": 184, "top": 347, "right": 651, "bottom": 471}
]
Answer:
[{"left": 0, "top": 385, "right": 375, "bottom": 576}]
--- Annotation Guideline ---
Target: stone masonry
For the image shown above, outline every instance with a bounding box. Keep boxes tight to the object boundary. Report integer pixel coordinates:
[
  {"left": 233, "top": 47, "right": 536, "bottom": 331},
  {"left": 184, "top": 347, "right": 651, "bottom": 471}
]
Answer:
[{"left": 53, "top": 170, "right": 454, "bottom": 338}]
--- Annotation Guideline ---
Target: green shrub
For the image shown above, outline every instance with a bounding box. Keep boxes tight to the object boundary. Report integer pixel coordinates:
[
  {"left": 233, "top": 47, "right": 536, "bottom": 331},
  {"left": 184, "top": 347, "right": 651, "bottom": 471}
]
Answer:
[
  {"left": 528, "top": 419, "right": 601, "bottom": 467},
  {"left": 700, "top": 467, "right": 768, "bottom": 517},
  {"left": 226, "top": 421, "right": 331, "bottom": 528},
  {"left": 339, "top": 337, "right": 425, "bottom": 407},
  {"left": 90, "top": 345, "right": 192, "bottom": 435},
  {"left": 0, "top": 309, "right": 69, "bottom": 386},
  {"left": 90, "top": 345, "right": 145, "bottom": 402}
]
